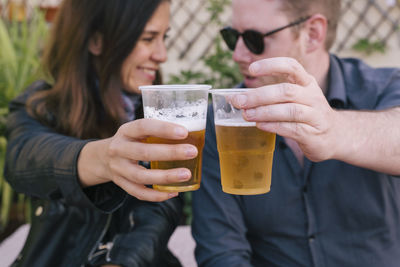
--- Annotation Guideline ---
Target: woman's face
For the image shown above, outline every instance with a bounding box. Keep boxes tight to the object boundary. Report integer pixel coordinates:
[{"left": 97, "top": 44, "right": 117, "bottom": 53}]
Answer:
[{"left": 121, "top": 1, "right": 170, "bottom": 94}]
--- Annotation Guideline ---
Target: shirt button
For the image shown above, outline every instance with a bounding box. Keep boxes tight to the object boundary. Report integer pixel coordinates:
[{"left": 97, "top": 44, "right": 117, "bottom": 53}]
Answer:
[
  {"left": 309, "top": 235, "right": 315, "bottom": 242},
  {"left": 35, "top": 206, "right": 43, "bottom": 216}
]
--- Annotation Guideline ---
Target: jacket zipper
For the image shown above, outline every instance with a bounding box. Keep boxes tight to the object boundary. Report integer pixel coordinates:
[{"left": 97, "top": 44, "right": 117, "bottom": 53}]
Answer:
[{"left": 85, "top": 213, "right": 113, "bottom": 264}]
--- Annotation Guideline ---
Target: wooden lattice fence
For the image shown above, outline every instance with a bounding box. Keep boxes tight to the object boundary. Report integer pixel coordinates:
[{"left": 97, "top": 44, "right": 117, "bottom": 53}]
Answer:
[
  {"left": 164, "top": 0, "right": 400, "bottom": 76},
  {"left": 2, "top": 0, "right": 399, "bottom": 74},
  {"left": 333, "top": 0, "right": 400, "bottom": 52}
]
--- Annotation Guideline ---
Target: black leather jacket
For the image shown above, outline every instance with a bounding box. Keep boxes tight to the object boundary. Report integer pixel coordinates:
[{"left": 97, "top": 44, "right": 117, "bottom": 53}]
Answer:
[{"left": 4, "top": 81, "right": 183, "bottom": 267}]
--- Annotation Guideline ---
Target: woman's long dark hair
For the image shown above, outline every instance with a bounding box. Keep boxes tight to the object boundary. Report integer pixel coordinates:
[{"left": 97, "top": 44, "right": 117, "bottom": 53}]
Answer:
[{"left": 28, "top": 0, "right": 166, "bottom": 139}]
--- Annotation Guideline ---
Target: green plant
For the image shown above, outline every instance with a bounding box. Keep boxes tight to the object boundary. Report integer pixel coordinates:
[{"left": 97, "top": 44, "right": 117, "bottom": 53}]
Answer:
[
  {"left": 352, "top": 38, "right": 386, "bottom": 55},
  {"left": 0, "top": 10, "right": 48, "bottom": 236},
  {"left": 207, "top": 0, "right": 231, "bottom": 26}
]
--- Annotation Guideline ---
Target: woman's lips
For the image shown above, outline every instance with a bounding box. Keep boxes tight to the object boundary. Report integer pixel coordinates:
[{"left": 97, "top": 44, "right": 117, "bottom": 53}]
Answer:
[{"left": 140, "top": 67, "right": 157, "bottom": 81}]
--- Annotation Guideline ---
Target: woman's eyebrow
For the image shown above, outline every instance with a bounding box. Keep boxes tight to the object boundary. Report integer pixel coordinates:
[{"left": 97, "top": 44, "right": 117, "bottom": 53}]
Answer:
[
  {"left": 143, "top": 27, "right": 171, "bottom": 35},
  {"left": 143, "top": 31, "right": 159, "bottom": 35}
]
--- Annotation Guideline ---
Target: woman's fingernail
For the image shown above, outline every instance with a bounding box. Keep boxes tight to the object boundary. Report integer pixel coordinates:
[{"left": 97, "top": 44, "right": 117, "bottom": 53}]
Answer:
[
  {"left": 168, "top": 192, "right": 179, "bottom": 198},
  {"left": 175, "top": 127, "right": 187, "bottom": 137},
  {"left": 245, "top": 109, "right": 256, "bottom": 118},
  {"left": 234, "top": 95, "right": 247, "bottom": 107},
  {"left": 179, "top": 170, "right": 191, "bottom": 180},
  {"left": 185, "top": 146, "right": 197, "bottom": 157}
]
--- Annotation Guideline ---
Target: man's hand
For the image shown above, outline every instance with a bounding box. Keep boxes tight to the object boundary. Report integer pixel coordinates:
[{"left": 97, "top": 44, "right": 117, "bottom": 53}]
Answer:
[
  {"left": 230, "top": 57, "right": 400, "bottom": 175},
  {"left": 231, "top": 57, "right": 339, "bottom": 162}
]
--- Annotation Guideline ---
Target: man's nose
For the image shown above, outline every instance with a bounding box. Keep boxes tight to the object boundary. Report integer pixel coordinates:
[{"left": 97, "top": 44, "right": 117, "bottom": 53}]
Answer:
[{"left": 232, "top": 37, "right": 252, "bottom": 63}]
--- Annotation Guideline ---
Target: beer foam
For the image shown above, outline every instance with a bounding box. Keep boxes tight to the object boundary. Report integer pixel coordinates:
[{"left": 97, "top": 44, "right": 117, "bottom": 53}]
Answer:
[
  {"left": 147, "top": 117, "right": 206, "bottom": 131},
  {"left": 215, "top": 119, "right": 256, "bottom": 127},
  {"left": 144, "top": 99, "right": 207, "bottom": 131},
  {"left": 175, "top": 119, "right": 206, "bottom": 131}
]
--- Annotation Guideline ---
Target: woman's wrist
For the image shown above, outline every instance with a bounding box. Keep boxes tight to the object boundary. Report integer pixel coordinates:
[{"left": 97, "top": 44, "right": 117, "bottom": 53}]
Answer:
[{"left": 78, "top": 139, "right": 112, "bottom": 187}]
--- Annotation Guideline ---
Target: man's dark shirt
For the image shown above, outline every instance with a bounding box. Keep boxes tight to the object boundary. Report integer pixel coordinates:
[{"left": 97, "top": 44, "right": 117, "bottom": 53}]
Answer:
[{"left": 192, "top": 55, "right": 400, "bottom": 267}]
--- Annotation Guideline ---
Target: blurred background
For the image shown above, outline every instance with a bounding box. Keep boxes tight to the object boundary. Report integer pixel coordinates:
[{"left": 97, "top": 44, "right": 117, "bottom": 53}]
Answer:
[{"left": 0, "top": 0, "right": 399, "bottom": 248}]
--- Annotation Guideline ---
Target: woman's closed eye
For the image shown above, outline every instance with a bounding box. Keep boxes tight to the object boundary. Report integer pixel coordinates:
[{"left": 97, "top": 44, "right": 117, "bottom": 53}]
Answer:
[{"left": 140, "top": 31, "right": 159, "bottom": 42}]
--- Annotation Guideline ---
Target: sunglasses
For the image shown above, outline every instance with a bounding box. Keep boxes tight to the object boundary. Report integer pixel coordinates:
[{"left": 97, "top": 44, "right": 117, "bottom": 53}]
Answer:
[{"left": 220, "top": 16, "right": 311, "bottom": 55}]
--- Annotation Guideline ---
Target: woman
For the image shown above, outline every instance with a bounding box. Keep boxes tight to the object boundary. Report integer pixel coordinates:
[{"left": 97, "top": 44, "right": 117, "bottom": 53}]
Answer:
[{"left": 5, "top": 0, "right": 196, "bottom": 266}]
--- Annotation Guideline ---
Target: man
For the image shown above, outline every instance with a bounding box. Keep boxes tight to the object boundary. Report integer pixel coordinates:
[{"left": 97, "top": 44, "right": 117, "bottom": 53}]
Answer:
[{"left": 192, "top": 0, "right": 400, "bottom": 266}]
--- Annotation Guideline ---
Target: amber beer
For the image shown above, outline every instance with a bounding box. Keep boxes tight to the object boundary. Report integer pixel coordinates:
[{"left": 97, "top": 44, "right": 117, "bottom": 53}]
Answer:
[
  {"left": 140, "top": 84, "right": 210, "bottom": 192},
  {"left": 215, "top": 121, "right": 276, "bottom": 195},
  {"left": 147, "top": 125, "right": 205, "bottom": 192}
]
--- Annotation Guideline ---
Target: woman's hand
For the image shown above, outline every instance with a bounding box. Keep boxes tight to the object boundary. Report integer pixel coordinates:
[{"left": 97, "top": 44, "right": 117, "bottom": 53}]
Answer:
[{"left": 78, "top": 118, "right": 197, "bottom": 202}]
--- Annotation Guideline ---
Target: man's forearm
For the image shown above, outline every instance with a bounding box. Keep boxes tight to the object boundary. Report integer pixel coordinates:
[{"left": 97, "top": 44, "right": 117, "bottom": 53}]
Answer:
[{"left": 333, "top": 107, "right": 400, "bottom": 175}]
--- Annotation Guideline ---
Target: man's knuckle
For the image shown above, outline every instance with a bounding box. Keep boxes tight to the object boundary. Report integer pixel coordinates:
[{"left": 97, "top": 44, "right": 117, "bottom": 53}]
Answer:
[
  {"left": 289, "top": 105, "right": 297, "bottom": 120},
  {"left": 280, "top": 83, "right": 296, "bottom": 100}
]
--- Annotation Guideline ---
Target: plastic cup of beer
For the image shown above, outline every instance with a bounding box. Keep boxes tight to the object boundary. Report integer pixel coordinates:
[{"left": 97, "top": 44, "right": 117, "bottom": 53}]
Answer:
[
  {"left": 210, "top": 89, "right": 276, "bottom": 195},
  {"left": 139, "top": 84, "right": 211, "bottom": 192}
]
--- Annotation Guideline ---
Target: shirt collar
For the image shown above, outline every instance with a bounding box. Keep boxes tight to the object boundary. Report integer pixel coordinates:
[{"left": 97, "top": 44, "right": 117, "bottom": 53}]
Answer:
[{"left": 326, "top": 54, "right": 347, "bottom": 109}]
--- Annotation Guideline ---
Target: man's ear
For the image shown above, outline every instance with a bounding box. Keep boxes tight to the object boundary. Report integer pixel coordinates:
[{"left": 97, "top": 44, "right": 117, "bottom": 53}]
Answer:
[
  {"left": 304, "top": 14, "right": 328, "bottom": 53},
  {"left": 88, "top": 32, "right": 103, "bottom": 56}
]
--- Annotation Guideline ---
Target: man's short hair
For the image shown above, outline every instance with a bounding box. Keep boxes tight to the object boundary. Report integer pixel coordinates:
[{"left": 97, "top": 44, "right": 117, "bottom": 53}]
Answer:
[{"left": 279, "top": 0, "right": 341, "bottom": 50}]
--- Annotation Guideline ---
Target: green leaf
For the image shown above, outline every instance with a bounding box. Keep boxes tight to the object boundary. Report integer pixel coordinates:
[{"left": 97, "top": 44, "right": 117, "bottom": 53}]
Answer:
[
  {"left": 0, "top": 9, "right": 48, "bottom": 233},
  {"left": 352, "top": 38, "right": 386, "bottom": 55}
]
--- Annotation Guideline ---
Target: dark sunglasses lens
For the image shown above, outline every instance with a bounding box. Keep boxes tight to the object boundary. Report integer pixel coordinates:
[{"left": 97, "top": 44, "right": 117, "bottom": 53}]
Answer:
[
  {"left": 243, "top": 30, "right": 264, "bottom": 54},
  {"left": 220, "top": 28, "right": 239, "bottom": 51}
]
